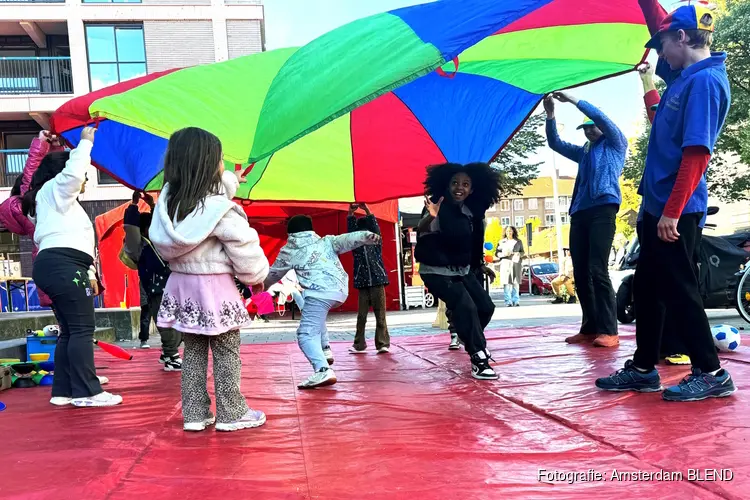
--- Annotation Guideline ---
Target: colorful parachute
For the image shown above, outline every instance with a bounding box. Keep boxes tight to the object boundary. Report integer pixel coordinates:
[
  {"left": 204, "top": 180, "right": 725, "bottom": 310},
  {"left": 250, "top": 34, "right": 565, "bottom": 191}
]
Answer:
[{"left": 51, "top": 0, "right": 649, "bottom": 202}]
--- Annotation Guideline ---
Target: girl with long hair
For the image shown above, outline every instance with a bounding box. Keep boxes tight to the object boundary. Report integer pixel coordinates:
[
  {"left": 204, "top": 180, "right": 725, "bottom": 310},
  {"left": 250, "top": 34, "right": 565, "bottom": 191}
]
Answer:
[
  {"left": 149, "top": 127, "right": 269, "bottom": 432},
  {"left": 23, "top": 127, "right": 118, "bottom": 407},
  {"left": 496, "top": 226, "right": 524, "bottom": 307},
  {"left": 415, "top": 162, "right": 501, "bottom": 380}
]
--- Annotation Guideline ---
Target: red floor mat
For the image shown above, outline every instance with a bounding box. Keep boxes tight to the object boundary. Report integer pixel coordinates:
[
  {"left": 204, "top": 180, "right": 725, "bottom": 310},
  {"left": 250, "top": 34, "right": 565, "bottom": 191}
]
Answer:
[{"left": 0, "top": 327, "right": 747, "bottom": 499}]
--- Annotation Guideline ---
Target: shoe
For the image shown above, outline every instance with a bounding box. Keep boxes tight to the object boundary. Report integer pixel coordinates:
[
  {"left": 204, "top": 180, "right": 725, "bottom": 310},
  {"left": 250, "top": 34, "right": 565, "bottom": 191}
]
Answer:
[
  {"left": 97, "top": 375, "right": 109, "bottom": 385},
  {"left": 593, "top": 335, "right": 619, "bottom": 348},
  {"left": 71, "top": 391, "right": 123, "bottom": 407},
  {"left": 662, "top": 368, "right": 737, "bottom": 402},
  {"left": 567, "top": 296, "right": 577, "bottom": 304},
  {"left": 470, "top": 350, "right": 498, "bottom": 380},
  {"left": 565, "top": 333, "right": 595, "bottom": 344},
  {"left": 449, "top": 335, "right": 460, "bottom": 350},
  {"left": 550, "top": 297, "right": 564, "bottom": 304},
  {"left": 184, "top": 415, "right": 216, "bottom": 432},
  {"left": 298, "top": 368, "right": 337, "bottom": 389},
  {"left": 159, "top": 353, "right": 168, "bottom": 364},
  {"left": 506, "top": 304, "right": 512, "bottom": 308},
  {"left": 377, "top": 346, "right": 390, "bottom": 354},
  {"left": 595, "top": 360, "right": 662, "bottom": 392},
  {"left": 664, "top": 354, "right": 691, "bottom": 365},
  {"left": 513, "top": 303, "right": 520, "bottom": 307},
  {"left": 140, "top": 341, "right": 150, "bottom": 349},
  {"left": 50, "top": 397, "right": 72, "bottom": 406},
  {"left": 164, "top": 355, "right": 183, "bottom": 372},
  {"left": 348, "top": 346, "right": 367, "bottom": 354},
  {"left": 216, "top": 409, "right": 266, "bottom": 432},
  {"left": 322, "top": 347, "right": 335, "bottom": 365}
]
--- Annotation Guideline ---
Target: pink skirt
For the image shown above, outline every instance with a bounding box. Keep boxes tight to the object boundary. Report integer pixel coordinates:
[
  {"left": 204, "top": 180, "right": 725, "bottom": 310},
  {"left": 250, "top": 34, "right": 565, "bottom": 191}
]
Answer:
[{"left": 157, "top": 272, "right": 251, "bottom": 335}]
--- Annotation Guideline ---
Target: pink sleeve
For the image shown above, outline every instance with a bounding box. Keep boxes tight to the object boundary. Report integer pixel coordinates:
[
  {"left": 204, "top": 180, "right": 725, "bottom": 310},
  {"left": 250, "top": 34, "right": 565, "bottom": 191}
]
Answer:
[{"left": 20, "top": 137, "right": 50, "bottom": 195}]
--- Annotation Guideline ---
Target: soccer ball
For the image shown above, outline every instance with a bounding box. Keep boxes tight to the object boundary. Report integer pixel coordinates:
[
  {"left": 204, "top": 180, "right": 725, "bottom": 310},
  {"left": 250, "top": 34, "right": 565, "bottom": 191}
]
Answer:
[{"left": 711, "top": 324, "right": 742, "bottom": 352}]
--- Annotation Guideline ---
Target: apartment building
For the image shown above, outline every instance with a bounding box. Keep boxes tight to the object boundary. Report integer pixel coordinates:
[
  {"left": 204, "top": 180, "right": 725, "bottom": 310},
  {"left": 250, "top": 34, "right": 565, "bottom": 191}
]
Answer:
[
  {"left": 0, "top": 0, "right": 264, "bottom": 273},
  {"left": 486, "top": 176, "right": 576, "bottom": 230}
]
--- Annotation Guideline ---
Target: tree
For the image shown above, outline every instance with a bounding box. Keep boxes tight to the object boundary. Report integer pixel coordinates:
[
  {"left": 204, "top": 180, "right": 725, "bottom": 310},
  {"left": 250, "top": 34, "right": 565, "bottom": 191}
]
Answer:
[
  {"left": 625, "top": 0, "right": 750, "bottom": 201},
  {"left": 615, "top": 179, "right": 640, "bottom": 241},
  {"left": 491, "top": 113, "right": 545, "bottom": 196}
]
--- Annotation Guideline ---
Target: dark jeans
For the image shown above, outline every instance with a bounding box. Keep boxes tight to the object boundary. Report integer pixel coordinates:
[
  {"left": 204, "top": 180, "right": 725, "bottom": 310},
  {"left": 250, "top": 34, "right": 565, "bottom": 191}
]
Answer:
[
  {"left": 34, "top": 248, "right": 102, "bottom": 399},
  {"left": 139, "top": 282, "right": 151, "bottom": 342},
  {"left": 354, "top": 285, "right": 390, "bottom": 350},
  {"left": 421, "top": 271, "right": 494, "bottom": 355},
  {"left": 633, "top": 213, "right": 719, "bottom": 372},
  {"left": 570, "top": 204, "right": 618, "bottom": 336}
]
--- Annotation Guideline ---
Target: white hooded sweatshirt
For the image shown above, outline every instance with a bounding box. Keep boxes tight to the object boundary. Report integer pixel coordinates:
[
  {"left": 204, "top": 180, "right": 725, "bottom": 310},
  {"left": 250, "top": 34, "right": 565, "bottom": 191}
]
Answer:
[{"left": 149, "top": 170, "right": 268, "bottom": 285}]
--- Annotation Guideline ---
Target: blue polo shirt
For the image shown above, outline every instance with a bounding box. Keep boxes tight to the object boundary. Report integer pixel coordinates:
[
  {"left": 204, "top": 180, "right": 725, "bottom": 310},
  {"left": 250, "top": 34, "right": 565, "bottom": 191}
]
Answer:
[{"left": 640, "top": 53, "right": 731, "bottom": 224}]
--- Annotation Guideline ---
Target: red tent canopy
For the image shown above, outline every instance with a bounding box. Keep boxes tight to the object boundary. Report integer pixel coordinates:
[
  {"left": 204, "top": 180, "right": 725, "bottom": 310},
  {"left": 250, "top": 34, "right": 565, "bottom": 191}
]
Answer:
[{"left": 94, "top": 200, "right": 401, "bottom": 313}]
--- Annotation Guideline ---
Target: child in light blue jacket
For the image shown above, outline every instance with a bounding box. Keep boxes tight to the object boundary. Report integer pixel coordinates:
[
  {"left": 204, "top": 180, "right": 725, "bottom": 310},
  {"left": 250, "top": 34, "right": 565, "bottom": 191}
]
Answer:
[{"left": 264, "top": 215, "right": 380, "bottom": 389}]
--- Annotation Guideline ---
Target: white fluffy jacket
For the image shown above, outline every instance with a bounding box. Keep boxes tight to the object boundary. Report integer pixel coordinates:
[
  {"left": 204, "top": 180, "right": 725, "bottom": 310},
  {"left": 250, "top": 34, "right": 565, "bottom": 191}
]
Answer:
[{"left": 149, "top": 170, "right": 269, "bottom": 285}]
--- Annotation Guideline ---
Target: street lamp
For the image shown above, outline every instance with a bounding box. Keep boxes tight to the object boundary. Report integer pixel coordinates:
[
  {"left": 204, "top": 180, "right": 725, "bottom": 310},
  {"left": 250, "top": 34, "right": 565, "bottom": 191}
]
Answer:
[{"left": 549, "top": 125, "right": 565, "bottom": 266}]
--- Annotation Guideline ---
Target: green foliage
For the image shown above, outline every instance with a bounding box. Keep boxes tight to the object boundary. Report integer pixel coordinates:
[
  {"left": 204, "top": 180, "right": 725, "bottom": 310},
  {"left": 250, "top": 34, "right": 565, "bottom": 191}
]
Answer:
[{"left": 491, "top": 113, "right": 545, "bottom": 197}]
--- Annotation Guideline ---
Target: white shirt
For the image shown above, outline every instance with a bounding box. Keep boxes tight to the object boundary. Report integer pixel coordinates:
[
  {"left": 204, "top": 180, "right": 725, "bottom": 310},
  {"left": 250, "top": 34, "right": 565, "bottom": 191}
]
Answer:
[{"left": 33, "top": 139, "right": 96, "bottom": 258}]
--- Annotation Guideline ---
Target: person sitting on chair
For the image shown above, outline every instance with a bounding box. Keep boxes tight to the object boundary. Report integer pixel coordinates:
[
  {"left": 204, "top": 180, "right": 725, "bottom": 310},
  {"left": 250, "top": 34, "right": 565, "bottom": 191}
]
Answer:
[{"left": 551, "top": 249, "right": 576, "bottom": 304}]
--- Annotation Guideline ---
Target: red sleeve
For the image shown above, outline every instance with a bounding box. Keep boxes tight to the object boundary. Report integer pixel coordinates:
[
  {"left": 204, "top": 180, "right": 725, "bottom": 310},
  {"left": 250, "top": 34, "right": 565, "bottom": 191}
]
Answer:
[
  {"left": 639, "top": 0, "right": 668, "bottom": 36},
  {"left": 663, "top": 146, "right": 711, "bottom": 219},
  {"left": 644, "top": 90, "right": 661, "bottom": 124}
]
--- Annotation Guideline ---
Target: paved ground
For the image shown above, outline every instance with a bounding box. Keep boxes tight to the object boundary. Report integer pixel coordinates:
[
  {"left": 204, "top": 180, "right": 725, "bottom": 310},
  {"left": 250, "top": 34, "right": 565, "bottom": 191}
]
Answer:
[{"left": 127, "top": 289, "right": 747, "bottom": 349}]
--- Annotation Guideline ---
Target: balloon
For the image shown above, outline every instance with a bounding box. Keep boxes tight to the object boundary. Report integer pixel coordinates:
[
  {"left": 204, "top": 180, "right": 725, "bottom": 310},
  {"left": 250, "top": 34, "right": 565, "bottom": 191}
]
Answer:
[{"left": 484, "top": 242, "right": 493, "bottom": 251}]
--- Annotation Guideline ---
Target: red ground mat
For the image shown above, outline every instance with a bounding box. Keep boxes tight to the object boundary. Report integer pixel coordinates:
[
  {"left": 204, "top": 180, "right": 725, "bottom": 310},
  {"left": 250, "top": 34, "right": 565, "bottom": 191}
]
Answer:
[{"left": 1, "top": 327, "right": 748, "bottom": 499}]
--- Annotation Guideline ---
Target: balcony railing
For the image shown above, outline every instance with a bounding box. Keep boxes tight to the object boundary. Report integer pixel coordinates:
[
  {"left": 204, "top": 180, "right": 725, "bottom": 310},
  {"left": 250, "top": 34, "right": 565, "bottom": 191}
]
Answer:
[
  {"left": 0, "top": 57, "right": 73, "bottom": 95},
  {"left": 0, "top": 149, "right": 28, "bottom": 188}
]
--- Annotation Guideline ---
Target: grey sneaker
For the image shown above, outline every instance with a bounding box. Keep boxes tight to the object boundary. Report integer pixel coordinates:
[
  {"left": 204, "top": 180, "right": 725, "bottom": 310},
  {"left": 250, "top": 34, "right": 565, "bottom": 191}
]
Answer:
[
  {"left": 216, "top": 409, "right": 267, "bottom": 432},
  {"left": 449, "top": 335, "right": 460, "bottom": 350},
  {"left": 140, "top": 341, "right": 150, "bottom": 349},
  {"left": 298, "top": 368, "right": 337, "bottom": 389}
]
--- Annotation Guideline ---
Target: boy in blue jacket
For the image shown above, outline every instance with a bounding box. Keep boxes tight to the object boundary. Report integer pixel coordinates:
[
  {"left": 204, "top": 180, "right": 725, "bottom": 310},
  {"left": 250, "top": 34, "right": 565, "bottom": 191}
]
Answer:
[{"left": 544, "top": 92, "right": 627, "bottom": 348}]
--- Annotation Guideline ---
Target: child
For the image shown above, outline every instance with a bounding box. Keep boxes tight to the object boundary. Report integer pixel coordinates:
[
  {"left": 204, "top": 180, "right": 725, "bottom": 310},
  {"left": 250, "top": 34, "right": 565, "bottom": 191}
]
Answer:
[
  {"left": 149, "top": 127, "right": 269, "bottom": 431},
  {"left": 123, "top": 191, "right": 182, "bottom": 371},
  {"left": 264, "top": 215, "right": 380, "bottom": 389},
  {"left": 23, "top": 127, "right": 119, "bottom": 407},
  {"left": 597, "top": 1, "right": 735, "bottom": 401},
  {"left": 415, "top": 162, "right": 500, "bottom": 380}
]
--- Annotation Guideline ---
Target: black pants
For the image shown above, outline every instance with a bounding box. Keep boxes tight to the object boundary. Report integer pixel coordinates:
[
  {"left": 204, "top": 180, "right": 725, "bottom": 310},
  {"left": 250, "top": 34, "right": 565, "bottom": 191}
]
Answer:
[
  {"left": 139, "top": 282, "right": 151, "bottom": 342},
  {"left": 34, "top": 248, "right": 102, "bottom": 399},
  {"left": 570, "top": 204, "right": 618, "bottom": 336},
  {"left": 633, "top": 213, "right": 719, "bottom": 372},
  {"left": 421, "top": 271, "right": 494, "bottom": 355}
]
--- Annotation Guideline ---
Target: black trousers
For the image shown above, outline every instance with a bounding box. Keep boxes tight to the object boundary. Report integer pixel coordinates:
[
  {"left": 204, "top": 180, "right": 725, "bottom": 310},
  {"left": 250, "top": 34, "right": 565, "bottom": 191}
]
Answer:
[
  {"left": 139, "top": 282, "right": 151, "bottom": 342},
  {"left": 421, "top": 271, "right": 494, "bottom": 355},
  {"left": 633, "top": 213, "right": 719, "bottom": 372},
  {"left": 569, "top": 204, "right": 618, "bottom": 336},
  {"left": 34, "top": 248, "right": 102, "bottom": 398}
]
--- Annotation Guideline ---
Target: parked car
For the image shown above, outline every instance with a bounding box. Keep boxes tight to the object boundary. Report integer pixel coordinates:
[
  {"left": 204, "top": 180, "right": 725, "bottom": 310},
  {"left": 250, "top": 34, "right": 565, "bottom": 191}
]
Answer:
[{"left": 520, "top": 262, "right": 559, "bottom": 295}]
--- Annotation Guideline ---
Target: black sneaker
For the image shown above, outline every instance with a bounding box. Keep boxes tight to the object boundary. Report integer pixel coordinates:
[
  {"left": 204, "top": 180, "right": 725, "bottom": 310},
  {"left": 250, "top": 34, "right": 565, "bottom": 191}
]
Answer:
[
  {"left": 470, "top": 351, "right": 498, "bottom": 380},
  {"left": 164, "top": 355, "right": 182, "bottom": 372},
  {"left": 449, "top": 334, "right": 460, "bottom": 350},
  {"left": 159, "top": 353, "right": 168, "bottom": 364},
  {"left": 550, "top": 297, "right": 564, "bottom": 304},
  {"left": 567, "top": 296, "right": 577, "bottom": 304}
]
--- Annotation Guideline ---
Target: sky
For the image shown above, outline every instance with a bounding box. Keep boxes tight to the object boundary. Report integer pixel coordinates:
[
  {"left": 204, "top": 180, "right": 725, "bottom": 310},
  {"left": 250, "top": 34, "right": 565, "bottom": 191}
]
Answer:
[{"left": 262, "top": 0, "right": 681, "bottom": 177}]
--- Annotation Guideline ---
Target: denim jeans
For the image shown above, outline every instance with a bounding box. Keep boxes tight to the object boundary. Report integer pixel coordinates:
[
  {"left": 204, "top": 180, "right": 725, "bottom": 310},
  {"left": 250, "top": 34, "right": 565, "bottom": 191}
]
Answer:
[
  {"left": 297, "top": 297, "right": 338, "bottom": 371},
  {"left": 503, "top": 284, "right": 519, "bottom": 305}
]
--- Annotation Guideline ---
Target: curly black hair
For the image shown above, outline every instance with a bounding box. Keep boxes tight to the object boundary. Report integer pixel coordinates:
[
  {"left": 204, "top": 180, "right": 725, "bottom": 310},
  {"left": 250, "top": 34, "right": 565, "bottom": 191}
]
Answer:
[
  {"left": 423, "top": 162, "right": 501, "bottom": 211},
  {"left": 22, "top": 151, "right": 70, "bottom": 218}
]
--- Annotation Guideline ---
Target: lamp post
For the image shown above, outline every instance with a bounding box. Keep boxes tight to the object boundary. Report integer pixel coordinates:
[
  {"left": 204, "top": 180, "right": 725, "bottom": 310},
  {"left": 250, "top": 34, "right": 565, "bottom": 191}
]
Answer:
[{"left": 549, "top": 127, "right": 565, "bottom": 266}]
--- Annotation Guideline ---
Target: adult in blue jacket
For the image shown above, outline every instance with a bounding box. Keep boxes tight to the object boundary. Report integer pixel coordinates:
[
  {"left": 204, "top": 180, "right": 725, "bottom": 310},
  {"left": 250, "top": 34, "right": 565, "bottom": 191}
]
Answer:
[{"left": 544, "top": 92, "right": 627, "bottom": 348}]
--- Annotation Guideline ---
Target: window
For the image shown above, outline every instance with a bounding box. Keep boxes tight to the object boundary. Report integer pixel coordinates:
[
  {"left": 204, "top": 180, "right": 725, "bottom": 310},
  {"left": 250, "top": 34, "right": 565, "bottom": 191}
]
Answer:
[
  {"left": 559, "top": 196, "right": 569, "bottom": 207},
  {"left": 514, "top": 216, "right": 524, "bottom": 228},
  {"left": 83, "top": 0, "right": 141, "bottom": 3},
  {"left": 560, "top": 214, "right": 569, "bottom": 225},
  {"left": 528, "top": 198, "right": 538, "bottom": 210},
  {"left": 500, "top": 217, "right": 511, "bottom": 227},
  {"left": 545, "top": 214, "right": 555, "bottom": 226},
  {"left": 500, "top": 200, "right": 510, "bottom": 211},
  {"left": 544, "top": 198, "right": 555, "bottom": 210},
  {"left": 513, "top": 199, "right": 524, "bottom": 211},
  {"left": 85, "top": 24, "right": 146, "bottom": 91},
  {"left": 98, "top": 170, "right": 120, "bottom": 185}
]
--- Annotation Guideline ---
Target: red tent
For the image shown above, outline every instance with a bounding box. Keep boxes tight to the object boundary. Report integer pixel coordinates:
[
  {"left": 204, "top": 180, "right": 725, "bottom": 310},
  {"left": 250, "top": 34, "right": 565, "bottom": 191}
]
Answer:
[{"left": 94, "top": 200, "right": 401, "bottom": 313}]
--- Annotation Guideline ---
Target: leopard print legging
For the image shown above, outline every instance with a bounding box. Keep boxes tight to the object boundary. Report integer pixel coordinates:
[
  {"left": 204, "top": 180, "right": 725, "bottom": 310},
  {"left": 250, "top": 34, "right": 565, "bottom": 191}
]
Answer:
[{"left": 181, "top": 330, "right": 249, "bottom": 424}]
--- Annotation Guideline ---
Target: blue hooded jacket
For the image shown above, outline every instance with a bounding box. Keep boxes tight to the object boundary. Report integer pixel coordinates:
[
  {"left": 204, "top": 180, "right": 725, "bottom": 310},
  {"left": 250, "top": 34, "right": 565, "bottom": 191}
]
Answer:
[{"left": 546, "top": 100, "right": 627, "bottom": 215}]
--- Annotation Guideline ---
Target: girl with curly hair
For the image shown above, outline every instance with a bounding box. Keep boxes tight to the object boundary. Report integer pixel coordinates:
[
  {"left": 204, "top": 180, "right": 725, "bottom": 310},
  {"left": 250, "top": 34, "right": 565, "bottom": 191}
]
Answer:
[{"left": 415, "top": 162, "right": 501, "bottom": 380}]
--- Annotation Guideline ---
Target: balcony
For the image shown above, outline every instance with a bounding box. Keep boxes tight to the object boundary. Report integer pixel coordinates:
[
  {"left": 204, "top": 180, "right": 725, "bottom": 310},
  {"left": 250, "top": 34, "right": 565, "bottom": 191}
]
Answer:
[
  {"left": 0, "top": 57, "right": 72, "bottom": 95},
  {"left": 0, "top": 149, "right": 28, "bottom": 188}
]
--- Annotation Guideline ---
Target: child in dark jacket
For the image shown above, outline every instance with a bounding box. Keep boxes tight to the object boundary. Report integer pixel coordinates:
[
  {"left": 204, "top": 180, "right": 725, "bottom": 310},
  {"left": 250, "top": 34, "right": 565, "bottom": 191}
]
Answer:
[
  {"left": 415, "top": 162, "right": 500, "bottom": 380},
  {"left": 123, "top": 191, "right": 182, "bottom": 371},
  {"left": 347, "top": 203, "right": 390, "bottom": 354}
]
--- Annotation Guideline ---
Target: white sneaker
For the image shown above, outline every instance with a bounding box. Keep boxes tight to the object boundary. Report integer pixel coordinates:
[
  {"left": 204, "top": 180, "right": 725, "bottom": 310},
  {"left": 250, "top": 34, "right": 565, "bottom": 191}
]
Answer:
[
  {"left": 348, "top": 346, "right": 367, "bottom": 354},
  {"left": 71, "top": 391, "right": 123, "bottom": 407},
  {"left": 298, "top": 368, "right": 337, "bottom": 389},
  {"left": 97, "top": 375, "right": 109, "bottom": 385},
  {"left": 449, "top": 335, "right": 460, "bottom": 350},
  {"left": 50, "top": 397, "right": 72, "bottom": 406},
  {"left": 322, "top": 347, "right": 334, "bottom": 365},
  {"left": 183, "top": 415, "right": 216, "bottom": 432},
  {"left": 216, "top": 409, "right": 266, "bottom": 432},
  {"left": 377, "top": 346, "right": 390, "bottom": 354},
  {"left": 140, "top": 341, "right": 150, "bottom": 349}
]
